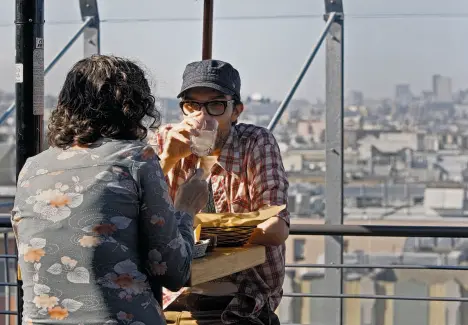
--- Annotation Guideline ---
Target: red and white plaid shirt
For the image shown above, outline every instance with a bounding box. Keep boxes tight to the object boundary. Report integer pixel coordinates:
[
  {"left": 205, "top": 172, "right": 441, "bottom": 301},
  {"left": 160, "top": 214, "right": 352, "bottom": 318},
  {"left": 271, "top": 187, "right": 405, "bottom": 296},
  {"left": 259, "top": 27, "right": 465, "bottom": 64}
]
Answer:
[{"left": 153, "top": 123, "right": 290, "bottom": 323}]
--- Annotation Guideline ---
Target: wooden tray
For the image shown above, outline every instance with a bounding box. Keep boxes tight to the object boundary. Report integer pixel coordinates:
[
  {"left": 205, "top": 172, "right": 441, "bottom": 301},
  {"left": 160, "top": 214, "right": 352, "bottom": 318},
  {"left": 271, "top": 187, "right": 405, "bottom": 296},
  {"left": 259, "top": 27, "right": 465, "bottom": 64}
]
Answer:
[{"left": 189, "top": 245, "right": 266, "bottom": 286}]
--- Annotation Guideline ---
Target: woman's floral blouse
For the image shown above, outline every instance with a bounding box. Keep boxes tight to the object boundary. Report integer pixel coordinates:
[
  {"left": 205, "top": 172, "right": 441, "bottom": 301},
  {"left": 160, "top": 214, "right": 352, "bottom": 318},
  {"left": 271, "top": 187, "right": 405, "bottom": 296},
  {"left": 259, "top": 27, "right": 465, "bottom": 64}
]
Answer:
[{"left": 11, "top": 139, "right": 194, "bottom": 325}]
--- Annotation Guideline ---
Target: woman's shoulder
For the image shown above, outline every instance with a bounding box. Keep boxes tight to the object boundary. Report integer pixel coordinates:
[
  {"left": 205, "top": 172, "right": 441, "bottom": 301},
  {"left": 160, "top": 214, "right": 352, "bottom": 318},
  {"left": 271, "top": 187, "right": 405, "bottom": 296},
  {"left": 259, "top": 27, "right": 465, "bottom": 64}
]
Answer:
[
  {"left": 104, "top": 140, "right": 158, "bottom": 164},
  {"left": 93, "top": 139, "right": 147, "bottom": 154},
  {"left": 15, "top": 140, "right": 159, "bottom": 186},
  {"left": 54, "top": 139, "right": 154, "bottom": 165}
]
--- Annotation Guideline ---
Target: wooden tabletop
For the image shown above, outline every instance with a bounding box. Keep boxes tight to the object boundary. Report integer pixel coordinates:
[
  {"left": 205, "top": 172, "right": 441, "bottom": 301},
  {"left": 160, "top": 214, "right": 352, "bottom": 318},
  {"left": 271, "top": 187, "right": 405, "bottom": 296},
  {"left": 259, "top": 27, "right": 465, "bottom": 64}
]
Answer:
[{"left": 189, "top": 245, "right": 266, "bottom": 286}]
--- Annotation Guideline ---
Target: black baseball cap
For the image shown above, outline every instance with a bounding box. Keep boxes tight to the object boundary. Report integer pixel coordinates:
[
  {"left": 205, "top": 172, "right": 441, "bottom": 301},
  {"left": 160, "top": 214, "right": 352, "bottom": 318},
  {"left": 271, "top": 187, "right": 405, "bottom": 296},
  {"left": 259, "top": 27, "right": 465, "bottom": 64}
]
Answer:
[{"left": 177, "top": 59, "right": 241, "bottom": 99}]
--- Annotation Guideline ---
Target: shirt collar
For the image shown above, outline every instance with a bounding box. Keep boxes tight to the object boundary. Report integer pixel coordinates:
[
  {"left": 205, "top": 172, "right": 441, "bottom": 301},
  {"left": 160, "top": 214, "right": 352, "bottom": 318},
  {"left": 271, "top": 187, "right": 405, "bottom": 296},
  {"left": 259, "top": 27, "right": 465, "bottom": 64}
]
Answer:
[{"left": 215, "top": 126, "right": 242, "bottom": 177}]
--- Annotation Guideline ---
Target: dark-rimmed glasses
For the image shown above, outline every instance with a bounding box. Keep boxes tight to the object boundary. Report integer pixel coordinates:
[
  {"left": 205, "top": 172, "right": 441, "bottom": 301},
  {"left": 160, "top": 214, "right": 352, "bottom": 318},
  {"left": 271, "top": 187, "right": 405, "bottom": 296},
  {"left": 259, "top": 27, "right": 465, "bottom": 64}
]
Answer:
[{"left": 179, "top": 100, "right": 234, "bottom": 116}]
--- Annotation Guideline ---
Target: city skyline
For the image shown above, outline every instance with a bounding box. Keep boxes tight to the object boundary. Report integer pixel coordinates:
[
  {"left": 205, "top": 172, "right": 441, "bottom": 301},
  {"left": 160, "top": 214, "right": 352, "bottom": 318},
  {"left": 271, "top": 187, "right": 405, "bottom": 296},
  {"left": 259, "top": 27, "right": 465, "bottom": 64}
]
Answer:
[
  {"left": 0, "top": 0, "right": 467, "bottom": 101},
  {"left": 0, "top": 72, "right": 464, "bottom": 105}
]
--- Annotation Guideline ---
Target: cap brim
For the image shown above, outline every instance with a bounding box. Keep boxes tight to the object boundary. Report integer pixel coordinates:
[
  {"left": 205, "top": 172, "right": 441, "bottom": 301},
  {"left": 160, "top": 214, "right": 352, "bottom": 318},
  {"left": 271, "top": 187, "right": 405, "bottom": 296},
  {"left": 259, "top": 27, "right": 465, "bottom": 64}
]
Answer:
[{"left": 177, "top": 82, "right": 236, "bottom": 98}]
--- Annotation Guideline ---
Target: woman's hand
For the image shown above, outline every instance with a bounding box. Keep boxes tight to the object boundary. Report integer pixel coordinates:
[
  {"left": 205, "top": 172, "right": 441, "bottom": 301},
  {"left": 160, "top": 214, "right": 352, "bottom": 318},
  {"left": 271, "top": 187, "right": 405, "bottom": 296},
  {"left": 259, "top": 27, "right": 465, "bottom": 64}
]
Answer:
[{"left": 174, "top": 168, "right": 209, "bottom": 216}]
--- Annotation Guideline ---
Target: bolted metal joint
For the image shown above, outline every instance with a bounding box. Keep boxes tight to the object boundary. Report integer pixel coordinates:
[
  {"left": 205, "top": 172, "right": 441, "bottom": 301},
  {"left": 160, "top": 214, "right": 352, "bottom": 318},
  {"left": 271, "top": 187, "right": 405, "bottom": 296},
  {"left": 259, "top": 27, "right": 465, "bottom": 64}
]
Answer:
[
  {"left": 79, "top": 0, "right": 100, "bottom": 56},
  {"left": 324, "top": 12, "right": 344, "bottom": 22},
  {"left": 324, "top": 0, "right": 344, "bottom": 14}
]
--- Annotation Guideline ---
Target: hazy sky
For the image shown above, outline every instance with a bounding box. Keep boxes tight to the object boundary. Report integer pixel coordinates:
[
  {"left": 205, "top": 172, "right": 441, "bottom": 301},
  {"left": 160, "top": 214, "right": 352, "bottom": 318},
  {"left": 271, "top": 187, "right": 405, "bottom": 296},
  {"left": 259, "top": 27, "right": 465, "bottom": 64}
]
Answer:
[{"left": 0, "top": 0, "right": 467, "bottom": 102}]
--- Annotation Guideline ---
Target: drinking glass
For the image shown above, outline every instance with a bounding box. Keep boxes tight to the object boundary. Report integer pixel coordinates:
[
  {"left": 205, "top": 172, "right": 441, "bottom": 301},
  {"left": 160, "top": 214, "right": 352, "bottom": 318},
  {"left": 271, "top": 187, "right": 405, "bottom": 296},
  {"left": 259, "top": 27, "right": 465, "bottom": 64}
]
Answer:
[{"left": 190, "top": 118, "right": 218, "bottom": 157}]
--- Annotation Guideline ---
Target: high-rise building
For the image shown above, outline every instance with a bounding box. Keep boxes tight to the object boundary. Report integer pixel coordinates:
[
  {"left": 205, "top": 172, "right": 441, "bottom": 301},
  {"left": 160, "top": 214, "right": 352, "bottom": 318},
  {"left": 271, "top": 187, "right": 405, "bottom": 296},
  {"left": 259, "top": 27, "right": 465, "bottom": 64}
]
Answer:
[
  {"left": 432, "top": 74, "right": 452, "bottom": 103},
  {"left": 348, "top": 90, "right": 364, "bottom": 106},
  {"left": 395, "top": 84, "right": 412, "bottom": 107}
]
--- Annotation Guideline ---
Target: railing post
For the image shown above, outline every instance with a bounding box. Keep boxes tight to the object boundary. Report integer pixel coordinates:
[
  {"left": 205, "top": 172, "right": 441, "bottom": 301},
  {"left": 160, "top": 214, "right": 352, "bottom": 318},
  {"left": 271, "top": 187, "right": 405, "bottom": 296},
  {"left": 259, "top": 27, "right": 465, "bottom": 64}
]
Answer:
[
  {"left": 323, "top": 0, "right": 344, "bottom": 324},
  {"left": 79, "top": 0, "right": 100, "bottom": 56},
  {"left": 15, "top": 0, "right": 45, "bottom": 323}
]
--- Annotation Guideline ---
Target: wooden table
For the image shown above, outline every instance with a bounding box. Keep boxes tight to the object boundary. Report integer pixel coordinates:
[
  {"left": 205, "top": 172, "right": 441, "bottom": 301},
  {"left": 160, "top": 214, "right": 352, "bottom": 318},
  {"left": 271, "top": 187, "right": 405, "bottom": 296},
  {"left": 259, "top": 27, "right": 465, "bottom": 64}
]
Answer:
[
  {"left": 189, "top": 245, "right": 266, "bottom": 286},
  {"left": 155, "top": 245, "right": 266, "bottom": 306}
]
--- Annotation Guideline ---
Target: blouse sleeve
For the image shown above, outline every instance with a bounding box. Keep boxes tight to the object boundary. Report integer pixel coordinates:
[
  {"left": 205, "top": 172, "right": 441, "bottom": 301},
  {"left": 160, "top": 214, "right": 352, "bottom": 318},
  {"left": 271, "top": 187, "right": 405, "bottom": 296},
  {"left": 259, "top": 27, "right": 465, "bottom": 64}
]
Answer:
[{"left": 132, "top": 145, "right": 194, "bottom": 292}]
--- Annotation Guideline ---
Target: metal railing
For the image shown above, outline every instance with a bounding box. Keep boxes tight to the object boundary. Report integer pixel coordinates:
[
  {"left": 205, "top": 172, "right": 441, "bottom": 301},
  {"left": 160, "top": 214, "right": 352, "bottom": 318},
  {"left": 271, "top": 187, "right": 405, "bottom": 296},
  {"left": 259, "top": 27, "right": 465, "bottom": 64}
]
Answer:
[
  {"left": 0, "top": 218, "right": 19, "bottom": 325},
  {"left": 285, "top": 225, "right": 468, "bottom": 303},
  {"left": 2, "top": 213, "right": 468, "bottom": 320},
  {"left": 290, "top": 223, "right": 468, "bottom": 238},
  {"left": 280, "top": 225, "right": 468, "bottom": 324}
]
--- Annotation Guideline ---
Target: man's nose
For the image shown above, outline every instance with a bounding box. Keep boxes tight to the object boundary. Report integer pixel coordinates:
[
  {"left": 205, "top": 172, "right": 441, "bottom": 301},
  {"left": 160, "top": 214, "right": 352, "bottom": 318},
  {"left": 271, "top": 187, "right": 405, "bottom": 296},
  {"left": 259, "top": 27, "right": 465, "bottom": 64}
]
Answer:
[{"left": 200, "top": 106, "right": 209, "bottom": 116}]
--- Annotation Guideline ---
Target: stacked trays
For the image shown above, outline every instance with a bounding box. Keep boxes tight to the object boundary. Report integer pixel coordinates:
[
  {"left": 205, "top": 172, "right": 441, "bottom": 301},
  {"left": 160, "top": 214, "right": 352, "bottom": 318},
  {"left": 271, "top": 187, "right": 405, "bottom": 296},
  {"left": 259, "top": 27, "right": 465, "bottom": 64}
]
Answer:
[{"left": 200, "top": 226, "right": 255, "bottom": 247}]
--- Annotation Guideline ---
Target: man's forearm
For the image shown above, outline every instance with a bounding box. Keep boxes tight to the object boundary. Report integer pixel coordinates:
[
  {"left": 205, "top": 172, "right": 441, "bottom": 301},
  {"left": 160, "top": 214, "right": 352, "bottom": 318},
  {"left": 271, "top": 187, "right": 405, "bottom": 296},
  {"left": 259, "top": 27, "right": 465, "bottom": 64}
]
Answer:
[{"left": 248, "top": 217, "right": 289, "bottom": 246}]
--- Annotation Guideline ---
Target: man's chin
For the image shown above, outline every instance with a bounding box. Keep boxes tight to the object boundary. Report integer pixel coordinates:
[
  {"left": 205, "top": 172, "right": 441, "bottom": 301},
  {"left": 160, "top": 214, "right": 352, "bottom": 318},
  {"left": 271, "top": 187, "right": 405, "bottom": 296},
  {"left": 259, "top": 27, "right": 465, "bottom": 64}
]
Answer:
[{"left": 210, "top": 147, "right": 222, "bottom": 157}]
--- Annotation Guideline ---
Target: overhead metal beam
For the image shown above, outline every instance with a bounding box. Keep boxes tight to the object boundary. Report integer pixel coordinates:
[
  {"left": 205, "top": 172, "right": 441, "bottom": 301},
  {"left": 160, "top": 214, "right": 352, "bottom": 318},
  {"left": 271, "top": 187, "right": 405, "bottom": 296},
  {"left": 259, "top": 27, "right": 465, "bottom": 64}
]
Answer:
[
  {"left": 79, "top": 0, "right": 100, "bottom": 56},
  {"left": 45, "top": 17, "right": 94, "bottom": 74},
  {"left": 323, "top": 0, "right": 344, "bottom": 325},
  {"left": 267, "top": 12, "right": 337, "bottom": 132}
]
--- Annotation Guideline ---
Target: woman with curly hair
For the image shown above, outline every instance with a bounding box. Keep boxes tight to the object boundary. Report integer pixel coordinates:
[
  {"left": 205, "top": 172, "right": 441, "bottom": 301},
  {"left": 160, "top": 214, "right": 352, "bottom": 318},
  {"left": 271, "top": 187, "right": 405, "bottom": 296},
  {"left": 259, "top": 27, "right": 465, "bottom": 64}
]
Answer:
[{"left": 11, "top": 55, "right": 208, "bottom": 325}]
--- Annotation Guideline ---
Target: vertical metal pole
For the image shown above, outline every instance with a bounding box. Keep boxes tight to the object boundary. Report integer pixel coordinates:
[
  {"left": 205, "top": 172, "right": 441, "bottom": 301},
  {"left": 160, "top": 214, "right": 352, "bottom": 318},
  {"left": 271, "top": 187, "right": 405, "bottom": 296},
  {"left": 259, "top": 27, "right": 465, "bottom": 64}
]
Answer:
[
  {"left": 79, "top": 0, "right": 100, "bottom": 57},
  {"left": 323, "top": 0, "right": 344, "bottom": 324},
  {"left": 4, "top": 233, "right": 11, "bottom": 325},
  {"left": 202, "top": 0, "right": 214, "bottom": 60},
  {"left": 15, "top": 0, "right": 45, "bottom": 323}
]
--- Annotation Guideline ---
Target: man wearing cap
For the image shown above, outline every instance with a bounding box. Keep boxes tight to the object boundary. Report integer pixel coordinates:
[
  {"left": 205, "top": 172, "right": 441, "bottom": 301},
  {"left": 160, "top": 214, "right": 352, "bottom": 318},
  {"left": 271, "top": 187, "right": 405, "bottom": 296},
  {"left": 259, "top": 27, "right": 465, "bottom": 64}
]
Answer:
[{"left": 152, "top": 60, "right": 289, "bottom": 324}]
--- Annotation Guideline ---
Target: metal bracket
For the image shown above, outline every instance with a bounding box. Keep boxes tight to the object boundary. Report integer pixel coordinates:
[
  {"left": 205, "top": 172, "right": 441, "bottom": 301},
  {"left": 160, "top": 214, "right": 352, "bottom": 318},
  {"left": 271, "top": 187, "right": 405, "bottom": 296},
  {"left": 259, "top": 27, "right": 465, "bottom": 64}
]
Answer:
[
  {"left": 79, "top": 0, "right": 100, "bottom": 56},
  {"left": 324, "top": 12, "right": 344, "bottom": 22},
  {"left": 324, "top": 0, "right": 344, "bottom": 14},
  {"left": 324, "top": 0, "right": 344, "bottom": 21}
]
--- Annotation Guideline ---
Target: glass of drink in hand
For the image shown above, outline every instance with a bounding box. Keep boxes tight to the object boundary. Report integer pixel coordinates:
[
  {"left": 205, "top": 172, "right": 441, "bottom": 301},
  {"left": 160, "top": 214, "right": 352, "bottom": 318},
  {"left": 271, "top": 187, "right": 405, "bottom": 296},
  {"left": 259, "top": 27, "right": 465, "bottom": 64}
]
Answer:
[{"left": 190, "top": 118, "right": 218, "bottom": 157}]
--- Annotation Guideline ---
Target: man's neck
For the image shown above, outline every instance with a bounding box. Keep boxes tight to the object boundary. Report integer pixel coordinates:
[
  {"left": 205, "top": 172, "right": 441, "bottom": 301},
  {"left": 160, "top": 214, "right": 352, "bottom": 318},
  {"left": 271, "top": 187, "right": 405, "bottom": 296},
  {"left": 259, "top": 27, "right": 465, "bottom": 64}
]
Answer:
[{"left": 199, "top": 156, "right": 218, "bottom": 179}]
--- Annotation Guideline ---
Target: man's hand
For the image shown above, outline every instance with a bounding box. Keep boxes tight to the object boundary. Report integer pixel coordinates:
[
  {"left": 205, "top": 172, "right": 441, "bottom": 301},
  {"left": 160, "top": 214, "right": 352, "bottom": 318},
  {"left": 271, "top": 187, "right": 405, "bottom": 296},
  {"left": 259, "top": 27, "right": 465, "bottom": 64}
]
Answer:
[
  {"left": 248, "top": 216, "right": 289, "bottom": 246},
  {"left": 152, "top": 112, "right": 204, "bottom": 175}
]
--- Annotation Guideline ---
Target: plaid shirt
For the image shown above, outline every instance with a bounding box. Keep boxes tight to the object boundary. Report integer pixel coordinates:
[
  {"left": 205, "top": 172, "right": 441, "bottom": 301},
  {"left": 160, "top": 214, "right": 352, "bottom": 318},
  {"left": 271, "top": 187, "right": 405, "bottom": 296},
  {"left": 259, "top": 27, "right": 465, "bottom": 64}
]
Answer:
[{"left": 153, "top": 123, "right": 290, "bottom": 323}]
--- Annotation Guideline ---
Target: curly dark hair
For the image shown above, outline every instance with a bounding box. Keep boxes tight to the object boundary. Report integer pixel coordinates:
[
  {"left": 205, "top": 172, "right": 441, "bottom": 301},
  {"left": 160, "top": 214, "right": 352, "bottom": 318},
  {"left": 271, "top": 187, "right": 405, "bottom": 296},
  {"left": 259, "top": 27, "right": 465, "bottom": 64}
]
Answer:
[{"left": 47, "top": 55, "right": 160, "bottom": 148}]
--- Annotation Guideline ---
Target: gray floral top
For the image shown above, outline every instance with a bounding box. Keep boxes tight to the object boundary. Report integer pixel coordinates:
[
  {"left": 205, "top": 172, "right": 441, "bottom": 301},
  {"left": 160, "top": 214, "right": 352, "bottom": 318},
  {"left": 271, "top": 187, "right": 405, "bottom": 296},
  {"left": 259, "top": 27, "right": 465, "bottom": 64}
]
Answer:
[{"left": 11, "top": 139, "right": 194, "bottom": 325}]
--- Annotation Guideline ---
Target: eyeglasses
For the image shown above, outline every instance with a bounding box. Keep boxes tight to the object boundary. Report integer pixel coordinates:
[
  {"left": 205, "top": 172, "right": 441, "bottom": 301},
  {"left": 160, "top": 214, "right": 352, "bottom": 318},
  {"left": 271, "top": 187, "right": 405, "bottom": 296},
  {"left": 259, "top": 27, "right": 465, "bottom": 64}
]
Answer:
[{"left": 179, "top": 100, "right": 234, "bottom": 116}]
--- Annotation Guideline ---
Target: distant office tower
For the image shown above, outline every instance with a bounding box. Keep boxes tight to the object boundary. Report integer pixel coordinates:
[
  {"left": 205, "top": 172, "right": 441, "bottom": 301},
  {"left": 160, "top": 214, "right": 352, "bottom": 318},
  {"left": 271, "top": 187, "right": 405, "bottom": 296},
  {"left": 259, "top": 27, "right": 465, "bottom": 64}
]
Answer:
[
  {"left": 348, "top": 90, "right": 364, "bottom": 106},
  {"left": 422, "top": 91, "right": 433, "bottom": 102},
  {"left": 432, "top": 74, "right": 453, "bottom": 103},
  {"left": 395, "top": 84, "right": 412, "bottom": 106}
]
